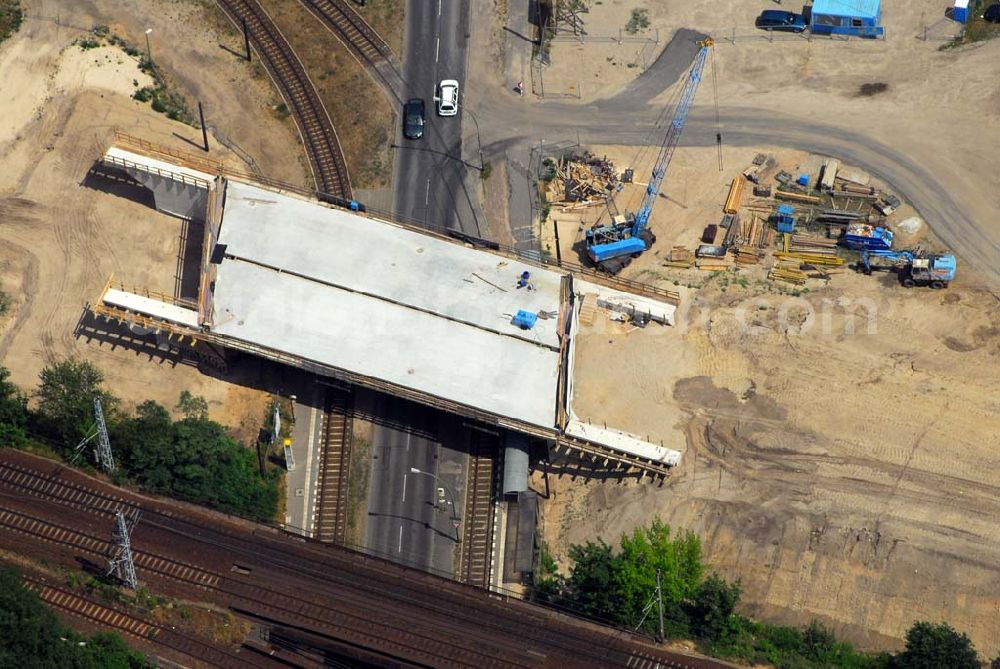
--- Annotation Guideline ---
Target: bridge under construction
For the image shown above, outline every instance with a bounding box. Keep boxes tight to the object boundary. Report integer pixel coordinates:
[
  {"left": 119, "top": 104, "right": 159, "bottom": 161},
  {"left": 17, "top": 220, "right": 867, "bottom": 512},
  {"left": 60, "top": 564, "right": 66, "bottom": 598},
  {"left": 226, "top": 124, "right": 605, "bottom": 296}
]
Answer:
[{"left": 90, "top": 134, "right": 684, "bottom": 477}]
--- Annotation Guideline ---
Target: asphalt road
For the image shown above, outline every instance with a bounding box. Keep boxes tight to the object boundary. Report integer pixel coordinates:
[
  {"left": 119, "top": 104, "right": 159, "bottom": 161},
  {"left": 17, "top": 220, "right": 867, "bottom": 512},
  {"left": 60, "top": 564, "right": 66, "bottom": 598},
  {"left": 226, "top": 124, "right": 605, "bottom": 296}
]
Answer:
[
  {"left": 392, "top": 0, "right": 481, "bottom": 235},
  {"left": 364, "top": 395, "right": 463, "bottom": 575},
  {"left": 362, "top": 0, "right": 482, "bottom": 579}
]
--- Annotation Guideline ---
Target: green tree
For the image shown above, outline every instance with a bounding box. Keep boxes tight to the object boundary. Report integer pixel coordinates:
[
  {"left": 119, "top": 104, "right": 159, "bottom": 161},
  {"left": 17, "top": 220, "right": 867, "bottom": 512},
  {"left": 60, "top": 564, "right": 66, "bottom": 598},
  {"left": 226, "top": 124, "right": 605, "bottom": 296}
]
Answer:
[
  {"left": 614, "top": 518, "right": 702, "bottom": 635},
  {"left": 0, "top": 566, "right": 147, "bottom": 668},
  {"left": 0, "top": 367, "right": 30, "bottom": 445},
  {"left": 111, "top": 400, "right": 278, "bottom": 521},
  {"left": 564, "top": 539, "right": 620, "bottom": 622},
  {"left": 687, "top": 574, "right": 741, "bottom": 641},
  {"left": 175, "top": 390, "right": 209, "bottom": 420},
  {"left": 34, "top": 360, "right": 118, "bottom": 450},
  {"left": 893, "top": 621, "right": 979, "bottom": 669},
  {"left": 113, "top": 401, "right": 175, "bottom": 490}
]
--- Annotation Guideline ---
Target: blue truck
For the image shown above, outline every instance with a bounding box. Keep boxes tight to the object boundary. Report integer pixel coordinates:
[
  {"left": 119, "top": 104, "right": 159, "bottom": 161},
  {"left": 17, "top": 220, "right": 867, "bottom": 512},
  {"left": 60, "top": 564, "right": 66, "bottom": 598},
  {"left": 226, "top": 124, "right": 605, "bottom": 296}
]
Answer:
[{"left": 859, "top": 250, "right": 957, "bottom": 289}]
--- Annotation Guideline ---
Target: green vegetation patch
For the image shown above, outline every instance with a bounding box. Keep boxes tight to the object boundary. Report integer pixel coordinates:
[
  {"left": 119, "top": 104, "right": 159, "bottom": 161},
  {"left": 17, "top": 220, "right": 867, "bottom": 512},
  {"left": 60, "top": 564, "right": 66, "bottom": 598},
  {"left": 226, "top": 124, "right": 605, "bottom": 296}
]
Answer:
[
  {"left": 0, "top": 566, "right": 149, "bottom": 667},
  {"left": 2, "top": 359, "right": 280, "bottom": 522},
  {"left": 0, "top": 0, "right": 23, "bottom": 45},
  {"left": 72, "top": 25, "right": 195, "bottom": 125},
  {"left": 625, "top": 8, "right": 650, "bottom": 34},
  {"left": 534, "top": 518, "right": 991, "bottom": 668}
]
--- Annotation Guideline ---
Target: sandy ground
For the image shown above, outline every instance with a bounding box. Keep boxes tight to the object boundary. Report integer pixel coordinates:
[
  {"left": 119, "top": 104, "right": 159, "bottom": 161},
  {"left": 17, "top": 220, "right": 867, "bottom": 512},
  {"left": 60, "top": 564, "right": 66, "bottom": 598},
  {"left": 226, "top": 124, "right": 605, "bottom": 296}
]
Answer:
[
  {"left": 0, "top": 2, "right": 280, "bottom": 428},
  {"left": 543, "top": 142, "right": 1000, "bottom": 654},
  {"left": 542, "top": 0, "right": 968, "bottom": 103}
]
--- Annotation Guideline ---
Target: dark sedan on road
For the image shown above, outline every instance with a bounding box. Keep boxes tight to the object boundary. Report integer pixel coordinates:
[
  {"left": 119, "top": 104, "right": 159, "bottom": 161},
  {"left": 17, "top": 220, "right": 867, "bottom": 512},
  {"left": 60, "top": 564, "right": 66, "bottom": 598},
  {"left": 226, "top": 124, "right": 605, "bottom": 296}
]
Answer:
[
  {"left": 755, "top": 10, "right": 808, "bottom": 32},
  {"left": 403, "top": 98, "right": 425, "bottom": 140}
]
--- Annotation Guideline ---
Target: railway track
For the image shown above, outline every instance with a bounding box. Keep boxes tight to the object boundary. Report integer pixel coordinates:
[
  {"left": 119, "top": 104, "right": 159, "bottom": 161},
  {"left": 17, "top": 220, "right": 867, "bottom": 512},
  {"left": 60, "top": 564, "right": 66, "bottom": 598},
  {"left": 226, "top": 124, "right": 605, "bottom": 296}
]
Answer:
[
  {"left": 215, "top": 0, "right": 352, "bottom": 199},
  {"left": 0, "top": 505, "right": 519, "bottom": 668},
  {"left": 23, "top": 577, "right": 279, "bottom": 668},
  {"left": 298, "top": 0, "right": 393, "bottom": 64},
  {"left": 0, "top": 450, "right": 734, "bottom": 669},
  {"left": 296, "top": 0, "right": 404, "bottom": 101},
  {"left": 460, "top": 430, "right": 499, "bottom": 588},
  {"left": 313, "top": 386, "right": 354, "bottom": 544}
]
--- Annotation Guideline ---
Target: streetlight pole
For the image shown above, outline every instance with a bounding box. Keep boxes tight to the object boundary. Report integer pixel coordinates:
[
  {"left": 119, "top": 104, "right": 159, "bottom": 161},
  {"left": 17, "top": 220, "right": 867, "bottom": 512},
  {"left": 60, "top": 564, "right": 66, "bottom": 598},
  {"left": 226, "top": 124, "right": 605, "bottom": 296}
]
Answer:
[
  {"left": 409, "top": 467, "right": 461, "bottom": 527},
  {"left": 144, "top": 28, "right": 153, "bottom": 69},
  {"left": 463, "top": 108, "right": 485, "bottom": 172}
]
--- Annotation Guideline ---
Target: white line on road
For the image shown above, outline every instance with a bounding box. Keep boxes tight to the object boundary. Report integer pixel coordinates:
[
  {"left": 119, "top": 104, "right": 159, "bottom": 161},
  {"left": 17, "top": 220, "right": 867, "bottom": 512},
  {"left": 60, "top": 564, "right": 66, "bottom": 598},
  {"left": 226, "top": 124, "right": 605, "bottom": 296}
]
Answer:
[
  {"left": 424, "top": 179, "right": 431, "bottom": 205},
  {"left": 435, "top": 37, "right": 440, "bottom": 62},
  {"left": 405, "top": 432, "right": 412, "bottom": 453},
  {"left": 402, "top": 473, "right": 407, "bottom": 502},
  {"left": 397, "top": 525, "right": 404, "bottom": 552},
  {"left": 437, "top": 0, "right": 441, "bottom": 16}
]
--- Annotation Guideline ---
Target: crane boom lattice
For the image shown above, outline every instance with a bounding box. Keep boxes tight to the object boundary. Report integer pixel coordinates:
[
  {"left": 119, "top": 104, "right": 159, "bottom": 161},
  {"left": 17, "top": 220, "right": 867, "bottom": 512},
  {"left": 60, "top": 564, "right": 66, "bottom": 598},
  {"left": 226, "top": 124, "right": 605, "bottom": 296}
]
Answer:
[{"left": 585, "top": 39, "right": 713, "bottom": 272}]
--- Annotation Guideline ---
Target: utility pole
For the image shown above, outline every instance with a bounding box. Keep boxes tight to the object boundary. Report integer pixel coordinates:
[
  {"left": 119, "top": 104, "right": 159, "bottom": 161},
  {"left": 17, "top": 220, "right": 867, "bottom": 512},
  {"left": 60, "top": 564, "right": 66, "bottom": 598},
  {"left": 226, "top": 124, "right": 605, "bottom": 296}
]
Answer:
[
  {"left": 107, "top": 510, "right": 139, "bottom": 590},
  {"left": 656, "top": 569, "right": 665, "bottom": 643},
  {"left": 199, "top": 101, "right": 209, "bottom": 152},
  {"left": 144, "top": 28, "right": 153, "bottom": 69},
  {"left": 552, "top": 219, "right": 563, "bottom": 265},
  {"left": 242, "top": 20, "right": 252, "bottom": 61},
  {"left": 74, "top": 397, "right": 115, "bottom": 474}
]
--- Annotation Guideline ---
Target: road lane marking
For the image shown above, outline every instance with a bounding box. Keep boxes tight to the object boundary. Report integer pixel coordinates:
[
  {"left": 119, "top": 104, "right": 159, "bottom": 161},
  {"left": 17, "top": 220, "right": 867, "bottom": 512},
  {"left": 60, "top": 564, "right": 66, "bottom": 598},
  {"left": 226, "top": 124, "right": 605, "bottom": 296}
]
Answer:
[
  {"left": 402, "top": 473, "right": 407, "bottom": 502},
  {"left": 405, "top": 432, "right": 412, "bottom": 452},
  {"left": 424, "top": 179, "right": 431, "bottom": 204},
  {"left": 397, "top": 525, "right": 404, "bottom": 552},
  {"left": 437, "top": 0, "right": 441, "bottom": 16},
  {"left": 435, "top": 36, "right": 440, "bottom": 62}
]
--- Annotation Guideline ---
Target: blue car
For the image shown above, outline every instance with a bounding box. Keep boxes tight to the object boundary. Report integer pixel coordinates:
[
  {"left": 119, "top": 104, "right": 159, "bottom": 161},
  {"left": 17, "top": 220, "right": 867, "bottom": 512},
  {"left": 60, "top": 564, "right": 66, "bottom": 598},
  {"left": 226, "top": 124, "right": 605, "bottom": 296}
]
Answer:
[{"left": 755, "top": 10, "right": 808, "bottom": 32}]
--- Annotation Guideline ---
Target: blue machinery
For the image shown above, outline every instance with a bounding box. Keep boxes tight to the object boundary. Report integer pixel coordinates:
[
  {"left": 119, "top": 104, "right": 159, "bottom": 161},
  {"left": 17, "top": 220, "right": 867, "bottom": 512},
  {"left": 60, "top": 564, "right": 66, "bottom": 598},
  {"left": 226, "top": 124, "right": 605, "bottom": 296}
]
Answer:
[
  {"left": 585, "top": 38, "right": 714, "bottom": 273},
  {"left": 860, "top": 249, "right": 957, "bottom": 288}
]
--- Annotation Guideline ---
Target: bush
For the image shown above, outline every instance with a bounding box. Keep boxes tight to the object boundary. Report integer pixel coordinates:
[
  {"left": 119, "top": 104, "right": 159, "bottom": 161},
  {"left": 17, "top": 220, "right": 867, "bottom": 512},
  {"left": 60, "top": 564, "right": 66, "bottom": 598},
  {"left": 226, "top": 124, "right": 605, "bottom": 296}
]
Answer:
[
  {"left": 625, "top": 8, "right": 650, "bottom": 34},
  {"left": 893, "top": 621, "right": 980, "bottom": 669},
  {"left": 0, "top": 1, "right": 24, "bottom": 44}
]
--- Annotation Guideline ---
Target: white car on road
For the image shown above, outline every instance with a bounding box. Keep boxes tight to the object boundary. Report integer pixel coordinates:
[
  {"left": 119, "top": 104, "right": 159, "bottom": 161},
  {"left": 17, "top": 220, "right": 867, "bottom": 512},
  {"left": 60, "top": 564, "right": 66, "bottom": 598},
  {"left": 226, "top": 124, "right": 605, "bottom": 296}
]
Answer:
[{"left": 436, "top": 79, "right": 459, "bottom": 117}]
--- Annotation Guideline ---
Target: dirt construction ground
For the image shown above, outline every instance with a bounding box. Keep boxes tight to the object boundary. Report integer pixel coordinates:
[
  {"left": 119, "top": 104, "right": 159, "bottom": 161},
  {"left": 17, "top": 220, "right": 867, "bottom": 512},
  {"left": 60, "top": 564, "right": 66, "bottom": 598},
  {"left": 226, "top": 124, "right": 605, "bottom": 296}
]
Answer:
[
  {"left": 0, "top": 0, "right": 305, "bottom": 427},
  {"left": 535, "top": 2, "right": 1000, "bottom": 653}
]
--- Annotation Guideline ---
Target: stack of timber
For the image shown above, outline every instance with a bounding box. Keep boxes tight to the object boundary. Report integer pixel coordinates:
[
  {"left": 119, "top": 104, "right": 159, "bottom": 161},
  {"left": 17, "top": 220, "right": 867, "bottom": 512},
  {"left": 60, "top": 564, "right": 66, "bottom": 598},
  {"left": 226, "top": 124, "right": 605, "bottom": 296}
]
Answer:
[
  {"left": 774, "top": 251, "right": 845, "bottom": 266},
  {"left": 734, "top": 246, "right": 764, "bottom": 266},
  {"left": 775, "top": 189, "right": 821, "bottom": 205},
  {"left": 788, "top": 234, "right": 838, "bottom": 254},
  {"left": 769, "top": 263, "right": 808, "bottom": 285},
  {"left": 663, "top": 246, "right": 694, "bottom": 268},
  {"left": 697, "top": 257, "right": 732, "bottom": 271},
  {"left": 814, "top": 208, "right": 869, "bottom": 225},
  {"left": 724, "top": 215, "right": 774, "bottom": 249}
]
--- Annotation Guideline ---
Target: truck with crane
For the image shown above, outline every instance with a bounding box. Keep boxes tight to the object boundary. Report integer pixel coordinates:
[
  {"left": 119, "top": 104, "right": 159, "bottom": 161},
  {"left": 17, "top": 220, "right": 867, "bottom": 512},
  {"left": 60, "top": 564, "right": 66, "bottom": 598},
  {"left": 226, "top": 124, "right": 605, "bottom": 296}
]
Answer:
[
  {"left": 858, "top": 249, "right": 957, "bottom": 288},
  {"left": 585, "top": 39, "right": 714, "bottom": 274}
]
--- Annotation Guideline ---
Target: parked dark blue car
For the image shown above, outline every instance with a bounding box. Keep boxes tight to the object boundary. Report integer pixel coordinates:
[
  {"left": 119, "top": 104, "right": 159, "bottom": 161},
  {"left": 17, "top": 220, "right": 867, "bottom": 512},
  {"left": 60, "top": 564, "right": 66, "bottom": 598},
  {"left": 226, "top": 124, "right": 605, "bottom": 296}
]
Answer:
[{"left": 755, "top": 10, "right": 808, "bottom": 32}]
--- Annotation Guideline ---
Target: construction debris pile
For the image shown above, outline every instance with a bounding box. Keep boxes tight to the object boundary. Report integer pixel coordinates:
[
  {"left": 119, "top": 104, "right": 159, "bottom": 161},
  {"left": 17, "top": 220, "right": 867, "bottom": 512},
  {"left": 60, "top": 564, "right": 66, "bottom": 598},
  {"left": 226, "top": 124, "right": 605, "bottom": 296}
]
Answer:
[{"left": 542, "top": 153, "right": 624, "bottom": 211}]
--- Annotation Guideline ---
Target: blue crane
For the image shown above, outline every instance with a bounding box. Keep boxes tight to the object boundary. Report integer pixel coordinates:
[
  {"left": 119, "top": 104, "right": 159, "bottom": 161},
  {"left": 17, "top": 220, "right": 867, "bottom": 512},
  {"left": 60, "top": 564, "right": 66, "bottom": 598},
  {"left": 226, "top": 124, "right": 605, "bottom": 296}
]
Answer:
[
  {"left": 859, "top": 249, "right": 957, "bottom": 288},
  {"left": 585, "top": 38, "right": 714, "bottom": 274}
]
